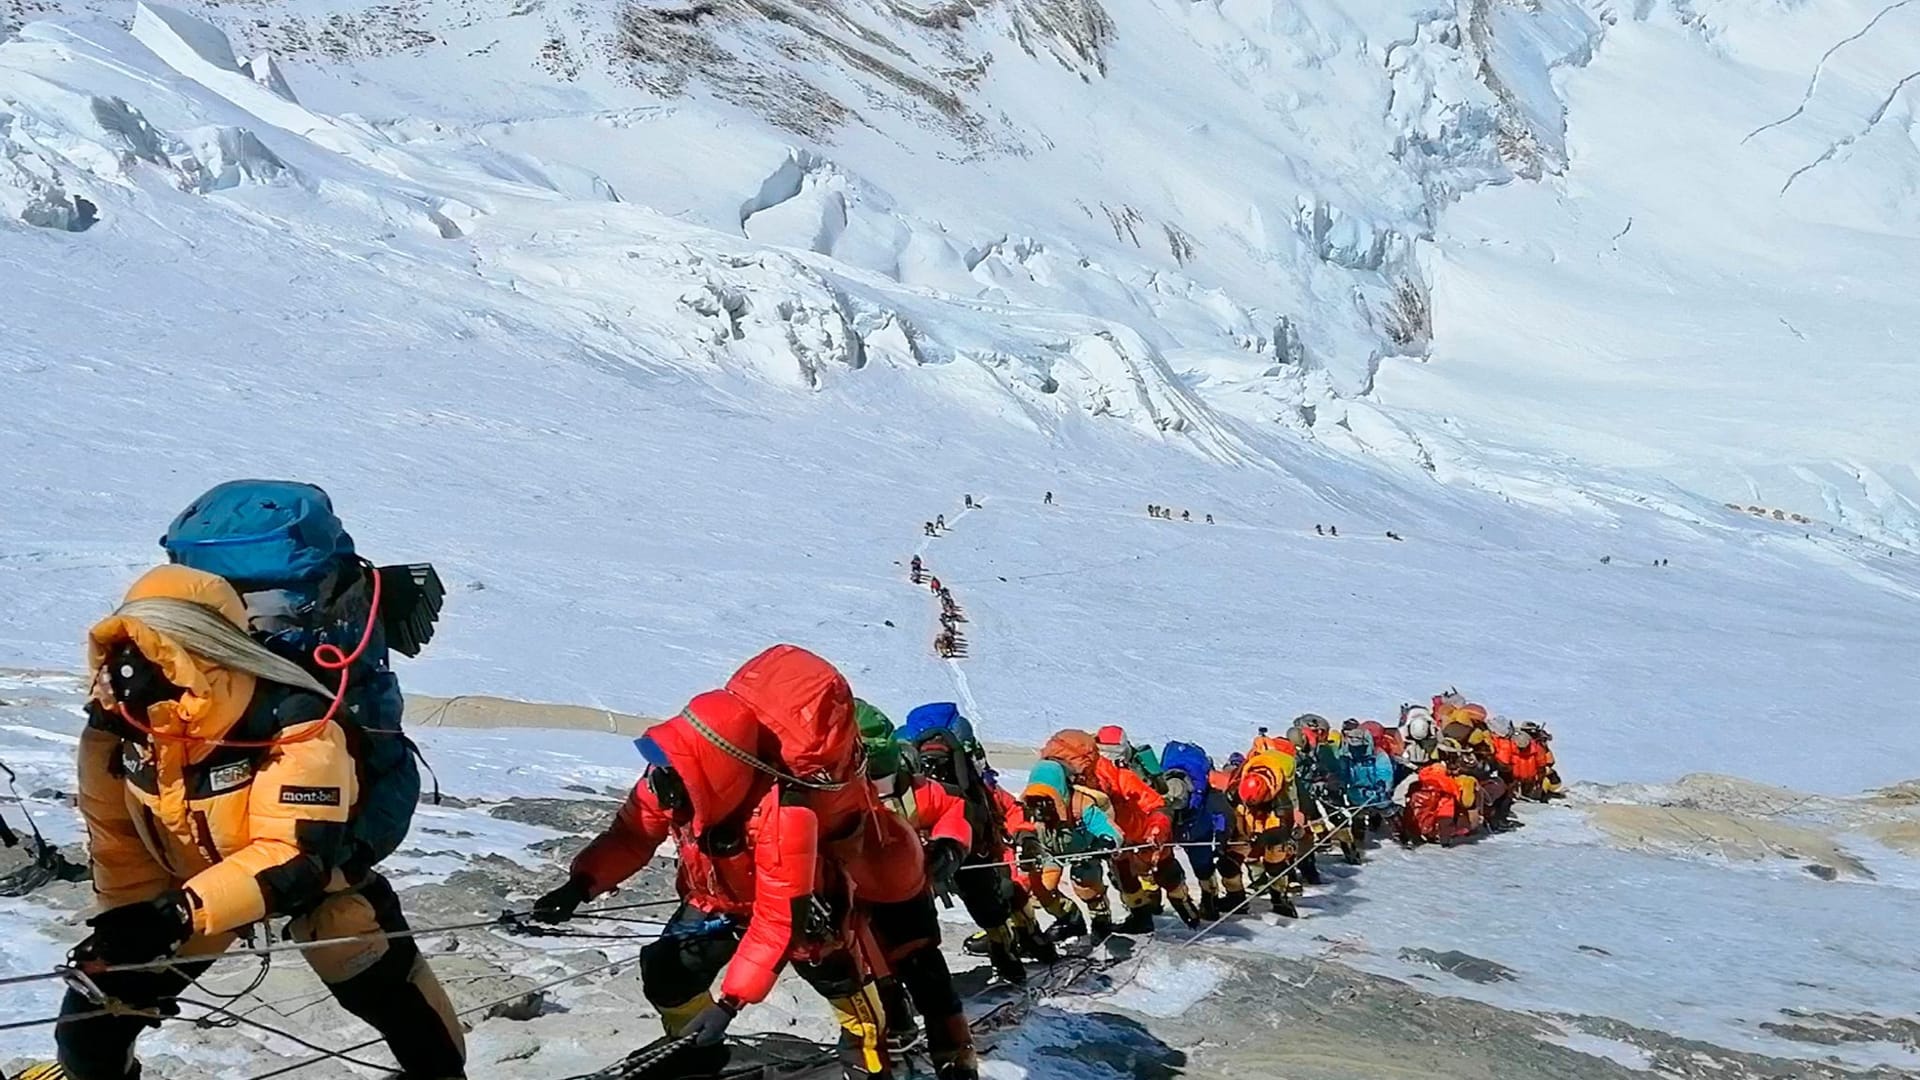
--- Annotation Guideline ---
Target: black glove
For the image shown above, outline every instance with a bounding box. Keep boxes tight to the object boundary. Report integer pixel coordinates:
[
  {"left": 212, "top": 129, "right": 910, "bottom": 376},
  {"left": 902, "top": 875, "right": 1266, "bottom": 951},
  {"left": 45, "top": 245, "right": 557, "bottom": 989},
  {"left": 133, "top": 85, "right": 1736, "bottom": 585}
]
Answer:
[
  {"left": 683, "top": 996, "right": 739, "bottom": 1047},
  {"left": 1016, "top": 834, "right": 1044, "bottom": 871},
  {"left": 925, "top": 838, "right": 965, "bottom": 893},
  {"left": 77, "top": 891, "right": 191, "bottom": 966},
  {"left": 532, "top": 874, "right": 592, "bottom": 924}
]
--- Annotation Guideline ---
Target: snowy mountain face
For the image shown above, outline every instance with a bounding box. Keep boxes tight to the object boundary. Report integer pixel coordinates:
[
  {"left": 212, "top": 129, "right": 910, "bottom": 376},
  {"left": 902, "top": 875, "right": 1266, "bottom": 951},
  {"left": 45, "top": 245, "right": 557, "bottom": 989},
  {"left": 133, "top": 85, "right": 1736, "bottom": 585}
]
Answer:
[{"left": 9, "top": 0, "right": 1917, "bottom": 541}]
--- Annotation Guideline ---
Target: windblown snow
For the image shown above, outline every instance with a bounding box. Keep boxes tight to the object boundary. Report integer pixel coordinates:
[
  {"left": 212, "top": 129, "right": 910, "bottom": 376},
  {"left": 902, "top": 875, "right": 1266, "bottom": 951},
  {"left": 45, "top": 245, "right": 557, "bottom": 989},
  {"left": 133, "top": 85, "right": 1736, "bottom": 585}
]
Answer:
[{"left": 3, "top": 0, "right": 1920, "bottom": 1073}]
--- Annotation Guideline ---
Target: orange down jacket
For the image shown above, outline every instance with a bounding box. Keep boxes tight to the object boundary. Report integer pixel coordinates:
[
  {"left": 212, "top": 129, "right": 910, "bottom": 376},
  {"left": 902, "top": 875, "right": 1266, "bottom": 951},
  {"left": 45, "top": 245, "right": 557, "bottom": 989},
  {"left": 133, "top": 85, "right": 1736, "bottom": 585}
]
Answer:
[{"left": 79, "top": 566, "right": 360, "bottom": 938}]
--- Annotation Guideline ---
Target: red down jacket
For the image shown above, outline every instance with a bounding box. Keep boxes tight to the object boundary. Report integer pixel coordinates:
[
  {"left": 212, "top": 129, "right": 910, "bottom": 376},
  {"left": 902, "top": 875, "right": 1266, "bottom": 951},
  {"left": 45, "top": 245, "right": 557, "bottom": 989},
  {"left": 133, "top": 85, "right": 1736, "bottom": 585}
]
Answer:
[
  {"left": 885, "top": 776, "right": 972, "bottom": 851},
  {"left": 570, "top": 690, "right": 829, "bottom": 1005},
  {"left": 725, "top": 645, "right": 928, "bottom": 905}
]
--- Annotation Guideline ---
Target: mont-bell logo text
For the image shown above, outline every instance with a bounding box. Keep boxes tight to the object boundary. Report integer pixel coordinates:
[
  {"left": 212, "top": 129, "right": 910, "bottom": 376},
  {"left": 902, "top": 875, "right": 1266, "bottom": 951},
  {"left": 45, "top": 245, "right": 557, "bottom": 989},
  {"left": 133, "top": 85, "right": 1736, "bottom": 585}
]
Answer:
[{"left": 279, "top": 785, "right": 342, "bottom": 807}]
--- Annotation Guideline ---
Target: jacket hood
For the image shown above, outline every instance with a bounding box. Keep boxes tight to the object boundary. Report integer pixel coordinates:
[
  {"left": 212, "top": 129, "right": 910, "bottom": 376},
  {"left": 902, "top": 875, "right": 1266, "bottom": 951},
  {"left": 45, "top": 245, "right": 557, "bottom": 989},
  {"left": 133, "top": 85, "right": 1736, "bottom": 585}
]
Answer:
[
  {"left": 1023, "top": 760, "right": 1072, "bottom": 822},
  {"left": 1040, "top": 729, "right": 1099, "bottom": 780},
  {"left": 854, "top": 699, "right": 894, "bottom": 742},
  {"left": 725, "top": 644, "right": 858, "bottom": 785},
  {"left": 88, "top": 565, "right": 254, "bottom": 750},
  {"left": 653, "top": 690, "right": 773, "bottom": 831}
]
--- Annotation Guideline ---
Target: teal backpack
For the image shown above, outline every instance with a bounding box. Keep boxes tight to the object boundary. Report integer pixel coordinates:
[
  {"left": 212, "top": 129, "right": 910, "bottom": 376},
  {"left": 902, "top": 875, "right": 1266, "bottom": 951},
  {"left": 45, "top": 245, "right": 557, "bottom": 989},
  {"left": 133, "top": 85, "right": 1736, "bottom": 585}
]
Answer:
[{"left": 162, "top": 480, "right": 444, "bottom": 874}]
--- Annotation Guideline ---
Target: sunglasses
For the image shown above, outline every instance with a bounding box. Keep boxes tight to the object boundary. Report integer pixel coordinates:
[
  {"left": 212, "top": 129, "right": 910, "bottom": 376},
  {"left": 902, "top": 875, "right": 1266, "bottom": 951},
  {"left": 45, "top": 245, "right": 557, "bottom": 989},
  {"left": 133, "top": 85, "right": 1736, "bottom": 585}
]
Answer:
[{"left": 635, "top": 735, "right": 691, "bottom": 816}]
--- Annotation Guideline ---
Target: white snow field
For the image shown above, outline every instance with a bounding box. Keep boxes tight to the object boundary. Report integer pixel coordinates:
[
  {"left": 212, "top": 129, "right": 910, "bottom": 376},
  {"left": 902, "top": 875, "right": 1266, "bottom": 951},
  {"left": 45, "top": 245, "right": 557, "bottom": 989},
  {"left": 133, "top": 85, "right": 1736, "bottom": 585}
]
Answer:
[{"left": 4, "top": 0, "right": 1920, "bottom": 1073}]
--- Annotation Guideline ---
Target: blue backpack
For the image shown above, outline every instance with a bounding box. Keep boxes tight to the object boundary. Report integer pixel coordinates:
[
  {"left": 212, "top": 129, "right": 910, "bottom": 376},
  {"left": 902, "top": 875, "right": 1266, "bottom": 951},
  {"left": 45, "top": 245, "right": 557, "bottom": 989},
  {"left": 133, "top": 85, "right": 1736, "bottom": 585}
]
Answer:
[
  {"left": 902, "top": 702, "right": 976, "bottom": 747},
  {"left": 1159, "top": 740, "right": 1213, "bottom": 812},
  {"left": 162, "top": 480, "right": 444, "bottom": 873}
]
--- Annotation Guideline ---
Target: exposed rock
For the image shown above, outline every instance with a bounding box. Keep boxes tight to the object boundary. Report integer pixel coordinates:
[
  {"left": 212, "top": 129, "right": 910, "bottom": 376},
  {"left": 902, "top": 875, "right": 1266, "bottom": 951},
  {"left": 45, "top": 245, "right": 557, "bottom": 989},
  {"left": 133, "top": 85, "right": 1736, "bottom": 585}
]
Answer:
[
  {"left": 1397, "top": 946, "right": 1518, "bottom": 984},
  {"left": 488, "top": 797, "right": 624, "bottom": 834}
]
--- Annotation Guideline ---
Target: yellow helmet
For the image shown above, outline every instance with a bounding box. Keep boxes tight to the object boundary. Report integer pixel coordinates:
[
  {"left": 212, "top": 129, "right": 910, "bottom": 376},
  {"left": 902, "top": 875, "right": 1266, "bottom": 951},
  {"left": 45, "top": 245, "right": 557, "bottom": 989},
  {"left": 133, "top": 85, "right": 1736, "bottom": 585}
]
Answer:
[{"left": 15, "top": 1063, "right": 73, "bottom": 1080}]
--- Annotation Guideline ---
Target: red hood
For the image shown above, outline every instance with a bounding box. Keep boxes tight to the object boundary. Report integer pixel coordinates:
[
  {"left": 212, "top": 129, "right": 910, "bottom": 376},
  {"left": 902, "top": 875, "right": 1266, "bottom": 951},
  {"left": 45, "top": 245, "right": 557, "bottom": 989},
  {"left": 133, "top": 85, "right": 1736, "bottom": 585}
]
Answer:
[
  {"left": 649, "top": 690, "right": 773, "bottom": 831},
  {"left": 725, "top": 644, "right": 858, "bottom": 785}
]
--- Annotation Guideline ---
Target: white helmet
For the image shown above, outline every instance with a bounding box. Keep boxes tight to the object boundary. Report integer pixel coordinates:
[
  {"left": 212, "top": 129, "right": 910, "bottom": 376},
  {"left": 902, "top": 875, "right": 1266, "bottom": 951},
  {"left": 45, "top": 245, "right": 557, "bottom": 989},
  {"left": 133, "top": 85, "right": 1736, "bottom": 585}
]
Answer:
[
  {"left": 1403, "top": 706, "right": 1435, "bottom": 743},
  {"left": 1512, "top": 729, "right": 1533, "bottom": 750},
  {"left": 1488, "top": 715, "right": 1513, "bottom": 738}
]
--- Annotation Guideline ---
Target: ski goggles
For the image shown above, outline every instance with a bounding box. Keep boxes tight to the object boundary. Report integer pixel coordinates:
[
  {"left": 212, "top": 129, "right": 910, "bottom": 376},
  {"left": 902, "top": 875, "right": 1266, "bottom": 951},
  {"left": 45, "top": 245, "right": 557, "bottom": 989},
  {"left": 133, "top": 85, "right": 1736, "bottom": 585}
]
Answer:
[{"left": 635, "top": 735, "right": 691, "bottom": 816}]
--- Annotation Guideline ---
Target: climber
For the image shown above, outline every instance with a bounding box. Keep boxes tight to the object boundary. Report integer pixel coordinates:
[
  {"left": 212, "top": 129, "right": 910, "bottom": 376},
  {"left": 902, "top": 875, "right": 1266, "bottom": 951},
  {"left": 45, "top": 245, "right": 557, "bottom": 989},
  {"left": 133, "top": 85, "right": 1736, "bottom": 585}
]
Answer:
[
  {"left": 1398, "top": 705, "right": 1438, "bottom": 773},
  {"left": 909, "top": 555, "right": 923, "bottom": 584},
  {"left": 928, "top": 576, "right": 942, "bottom": 594},
  {"left": 1287, "top": 715, "right": 1338, "bottom": 887},
  {"left": 1226, "top": 745, "right": 1302, "bottom": 917},
  {"left": 1475, "top": 717, "right": 1520, "bottom": 831},
  {"left": 899, "top": 703, "right": 1057, "bottom": 982},
  {"left": 1096, "top": 725, "right": 1162, "bottom": 785},
  {"left": 535, "top": 689, "right": 896, "bottom": 1079},
  {"left": 1205, "top": 514, "right": 1214, "bottom": 524},
  {"left": 852, "top": 702, "right": 980, "bottom": 1076},
  {"left": 1337, "top": 719, "right": 1397, "bottom": 837},
  {"left": 1515, "top": 722, "right": 1563, "bottom": 800},
  {"left": 52, "top": 566, "right": 465, "bottom": 1080},
  {"left": 1159, "top": 741, "right": 1231, "bottom": 920},
  {"left": 934, "top": 631, "right": 956, "bottom": 659},
  {"left": 1009, "top": 760, "right": 1124, "bottom": 943},
  {"left": 1089, "top": 725, "right": 1197, "bottom": 926},
  {"left": 1044, "top": 492, "right": 1054, "bottom": 506},
  {"left": 964, "top": 495, "right": 975, "bottom": 509},
  {"left": 1181, "top": 510, "right": 1191, "bottom": 522},
  {"left": 924, "top": 522, "right": 936, "bottom": 537},
  {"left": 1148, "top": 504, "right": 1158, "bottom": 518},
  {"left": 935, "top": 515, "right": 947, "bottom": 531},
  {"left": 1315, "top": 524, "right": 1324, "bottom": 536},
  {"left": 1394, "top": 738, "right": 1479, "bottom": 847},
  {"left": 1040, "top": 729, "right": 1181, "bottom": 934}
]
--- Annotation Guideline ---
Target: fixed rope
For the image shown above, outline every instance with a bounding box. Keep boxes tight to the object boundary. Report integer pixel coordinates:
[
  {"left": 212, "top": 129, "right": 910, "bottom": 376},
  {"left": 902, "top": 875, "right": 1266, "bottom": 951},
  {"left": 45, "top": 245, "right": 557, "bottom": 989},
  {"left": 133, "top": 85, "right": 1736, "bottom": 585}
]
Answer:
[{"left": 0, "top": 897, "right": 680, "bottom": 990}]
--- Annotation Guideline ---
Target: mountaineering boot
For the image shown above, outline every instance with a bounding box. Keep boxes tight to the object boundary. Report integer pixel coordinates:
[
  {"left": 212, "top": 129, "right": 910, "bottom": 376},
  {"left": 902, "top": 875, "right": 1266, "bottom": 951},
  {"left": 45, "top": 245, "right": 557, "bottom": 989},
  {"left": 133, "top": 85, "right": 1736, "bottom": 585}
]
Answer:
[
  {"left": 878, "top": 977, "right": 920, "bottom": 1053},
  {"left": 1117, "top": 906, "right": 1156, "bottom": 935},
  {"left": 1088, "top": 911, "right": 1115, "bottom": 942},
  {"left": 936, "top": 1063, "right": 982, "bottom": 1080},
  {"left": 1015, "top": 921, "right": 1061, "bottom": 965},
  {"left": 1198, "top": 890, "right": 1220, "bottom": 922},
  {"left": 1169, "top": 894, "right": 1203, "bottom": 930},
  {"left": 1300, "top": 852, "right": 1324, "bottom": 887},
  {"left": 961, "top": 930, "right": 991, "bottom": 957},
  {"left": 1269, "top": 890, "right": 1298, "bottom": 919},
  {"left": 1140, "top": 881, "right": 1165, "bottom": 916},
  {"left": 986, "top": 936, "right": 1028, "bottom": 986},
  {"left": 1044, "top": 907, "right": 1087, "bottom": 943},
  {"left": 1220, "top": 887, "right": 1248, "bottom": 915}
]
